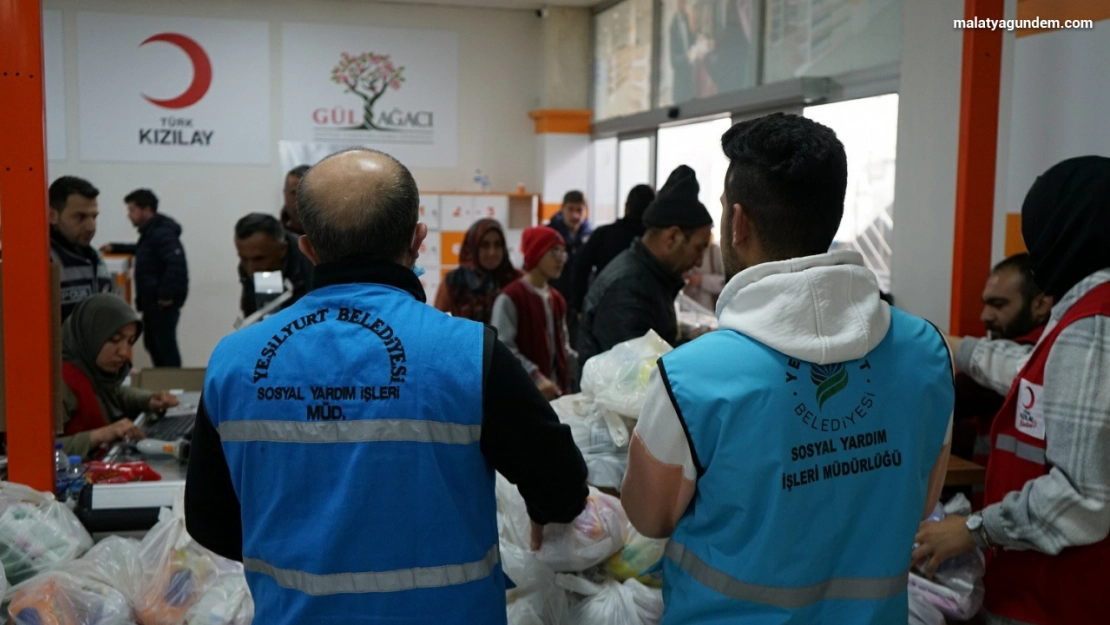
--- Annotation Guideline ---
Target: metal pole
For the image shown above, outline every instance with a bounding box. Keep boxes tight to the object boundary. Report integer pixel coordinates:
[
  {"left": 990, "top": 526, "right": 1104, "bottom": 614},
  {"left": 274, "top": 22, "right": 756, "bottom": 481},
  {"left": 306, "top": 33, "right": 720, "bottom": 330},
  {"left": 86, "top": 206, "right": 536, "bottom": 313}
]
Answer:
[{"left": 0, "top": 0, "right": 57, "bottom": 491}]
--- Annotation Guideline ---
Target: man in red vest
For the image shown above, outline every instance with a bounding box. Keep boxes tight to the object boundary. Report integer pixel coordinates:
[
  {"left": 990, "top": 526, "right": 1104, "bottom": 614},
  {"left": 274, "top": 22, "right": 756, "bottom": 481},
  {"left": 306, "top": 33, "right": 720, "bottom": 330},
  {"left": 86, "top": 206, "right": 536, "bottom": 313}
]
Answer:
[
  {"left": 953, "top": 253, "right": 1051, "bottom": 507},
  {"left": 914, "top": 156, "right": 1110, "bottom": 625}
]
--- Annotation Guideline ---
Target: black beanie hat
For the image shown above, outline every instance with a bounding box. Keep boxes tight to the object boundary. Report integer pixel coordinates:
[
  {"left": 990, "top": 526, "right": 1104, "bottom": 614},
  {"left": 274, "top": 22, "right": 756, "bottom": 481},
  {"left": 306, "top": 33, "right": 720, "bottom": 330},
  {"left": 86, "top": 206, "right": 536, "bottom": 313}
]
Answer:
[{"left": 642, "top": 165, "right": 714, "bottom": 229}]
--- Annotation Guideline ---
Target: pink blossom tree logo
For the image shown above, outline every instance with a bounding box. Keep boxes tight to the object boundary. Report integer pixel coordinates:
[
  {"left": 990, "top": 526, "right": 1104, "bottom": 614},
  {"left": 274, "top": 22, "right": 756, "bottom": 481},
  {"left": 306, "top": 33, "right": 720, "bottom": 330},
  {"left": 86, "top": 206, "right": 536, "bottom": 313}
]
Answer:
[{"left": 331, "top": 52, "right": 405, "bottom": 130}]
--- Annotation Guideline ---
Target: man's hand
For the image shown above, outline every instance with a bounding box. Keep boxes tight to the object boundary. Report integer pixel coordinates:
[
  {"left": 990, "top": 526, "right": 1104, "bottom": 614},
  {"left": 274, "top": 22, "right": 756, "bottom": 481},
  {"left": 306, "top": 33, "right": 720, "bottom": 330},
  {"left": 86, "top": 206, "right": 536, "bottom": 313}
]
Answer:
[
  {"left": 912, "top": 515, "right": 976, "bottom": 578},
  {"left": 157, "top": 299, "right": 174, "bottom": 309},
  {"left": 149, "top": 391, "right": 180, "bottom": 413},
  {"left": 686, "top": 272, "right": 703, "bottom": 288},
  {"left": 89, "top": 418, "right": 145, "bottom": 447},
  {"left": 530, "top": 521, "right": 545, "bottom": 551},
  {"left": 99, "top": 243, "right": 114, "bottom": 254},
  {"left": 536, "top": 377, "right": 562, "bottom": 401}
]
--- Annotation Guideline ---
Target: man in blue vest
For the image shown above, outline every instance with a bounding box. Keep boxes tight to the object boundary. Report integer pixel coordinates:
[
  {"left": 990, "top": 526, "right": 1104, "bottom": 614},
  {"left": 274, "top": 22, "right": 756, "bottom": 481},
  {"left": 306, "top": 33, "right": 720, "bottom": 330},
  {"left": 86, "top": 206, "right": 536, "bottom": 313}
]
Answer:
[
  {"left": 185, "top": 149, "right": 588, "bottom": 624},
  {"left": 621, "top": 113, "right": 954, "bottom": 624}
]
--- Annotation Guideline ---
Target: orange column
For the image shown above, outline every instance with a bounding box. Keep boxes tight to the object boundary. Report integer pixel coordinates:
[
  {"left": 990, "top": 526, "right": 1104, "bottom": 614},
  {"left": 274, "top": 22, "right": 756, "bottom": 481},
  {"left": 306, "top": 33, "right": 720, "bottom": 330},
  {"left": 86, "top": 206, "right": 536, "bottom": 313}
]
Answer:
[
  {"left": 0, "top": 0, "right": 57, "bottom": 490},
  {"left": 950, "top": 0, "right": 1004, "bottom": 337}
]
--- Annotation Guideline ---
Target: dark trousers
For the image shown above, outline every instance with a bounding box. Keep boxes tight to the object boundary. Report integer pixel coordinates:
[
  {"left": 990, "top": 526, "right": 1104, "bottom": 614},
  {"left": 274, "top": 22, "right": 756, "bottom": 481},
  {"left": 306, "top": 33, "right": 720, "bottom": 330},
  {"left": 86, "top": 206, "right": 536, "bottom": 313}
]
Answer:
[{"left": 143, "top": 307, "right": 182, "bottom": 367}]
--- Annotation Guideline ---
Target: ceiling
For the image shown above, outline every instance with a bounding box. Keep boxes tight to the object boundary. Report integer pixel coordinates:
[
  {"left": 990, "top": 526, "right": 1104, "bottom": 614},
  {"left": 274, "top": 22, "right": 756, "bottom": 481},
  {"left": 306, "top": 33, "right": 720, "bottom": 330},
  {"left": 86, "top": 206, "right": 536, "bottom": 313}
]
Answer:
[{"left": 334, "top": 0, "right": 600, "bottom": 11}]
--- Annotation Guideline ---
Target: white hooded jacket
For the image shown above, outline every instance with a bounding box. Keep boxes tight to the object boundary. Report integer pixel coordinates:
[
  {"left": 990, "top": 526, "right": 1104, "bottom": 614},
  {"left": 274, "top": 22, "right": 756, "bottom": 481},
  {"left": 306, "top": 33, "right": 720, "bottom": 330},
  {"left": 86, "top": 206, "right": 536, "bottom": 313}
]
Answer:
[{"left": 620, "top": 251, "right": 951, "bottom": 538}]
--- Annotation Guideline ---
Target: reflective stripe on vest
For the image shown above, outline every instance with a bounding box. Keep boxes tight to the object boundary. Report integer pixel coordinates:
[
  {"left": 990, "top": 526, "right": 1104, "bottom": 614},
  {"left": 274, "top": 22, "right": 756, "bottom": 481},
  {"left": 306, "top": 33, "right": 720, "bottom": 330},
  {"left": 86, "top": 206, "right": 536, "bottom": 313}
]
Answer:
[
  {"left": 244, "top": 545, "right": 500, "bottom": 596},
  {"left": 665, "top": 542, "right": 908, "bottom": 609},
  {"left": 994, "top": 433, "right": 1046, "bottom": 465},
  {"left": 217, "top": 419, "right": 481, "bottom": 445}
]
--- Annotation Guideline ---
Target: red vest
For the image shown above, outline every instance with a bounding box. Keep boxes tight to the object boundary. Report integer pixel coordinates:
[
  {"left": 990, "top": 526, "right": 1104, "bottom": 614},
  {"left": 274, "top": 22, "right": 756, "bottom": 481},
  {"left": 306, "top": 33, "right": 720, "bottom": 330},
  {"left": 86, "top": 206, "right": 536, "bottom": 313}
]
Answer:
[
  {"left": 982, "top": 281, "right": 1110, "bottom": 625},
  {"left": 501, "top": 279, "right": 569, "bottom": 393},
  {"left": 62, "top": 362, "right": 108, "bottom": 436},
  {"left": 958, "top": 326, "right": 1044, "bottom": 508}
]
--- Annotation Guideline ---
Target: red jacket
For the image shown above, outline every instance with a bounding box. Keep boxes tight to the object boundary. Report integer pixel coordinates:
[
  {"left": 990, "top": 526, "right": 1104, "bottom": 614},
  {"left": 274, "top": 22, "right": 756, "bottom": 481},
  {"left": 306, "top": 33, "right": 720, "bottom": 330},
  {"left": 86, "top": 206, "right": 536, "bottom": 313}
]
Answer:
[{"left": 61, "top": 362, "right": 108, "bottom": 435}]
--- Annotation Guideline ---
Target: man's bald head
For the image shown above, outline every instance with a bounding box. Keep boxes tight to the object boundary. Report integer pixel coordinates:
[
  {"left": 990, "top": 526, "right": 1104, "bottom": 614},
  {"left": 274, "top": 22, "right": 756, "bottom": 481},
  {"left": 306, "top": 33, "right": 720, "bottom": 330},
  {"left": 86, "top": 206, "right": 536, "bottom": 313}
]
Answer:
[{"left": 297, "top": 149, "right": 419, "bottom": 264}]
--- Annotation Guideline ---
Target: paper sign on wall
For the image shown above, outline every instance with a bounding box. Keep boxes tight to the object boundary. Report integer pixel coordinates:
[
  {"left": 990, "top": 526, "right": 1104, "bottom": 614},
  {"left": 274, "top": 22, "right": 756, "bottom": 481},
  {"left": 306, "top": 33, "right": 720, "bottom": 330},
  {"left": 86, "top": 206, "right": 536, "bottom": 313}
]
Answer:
[
  {"left": 43, "top": 10, "right": 66, "bottom": 161},
  {"left": 420, "top": 195, "right": 441, "bottom": 230},
  {"left": 419, "top": 231, "right": 442, "bottom": 263},
  {"left": 281, "top": 22, "right": 459, "bottom": 169},
  {"left": 77, "top": 12, "right": 270, "bottom": 164}
]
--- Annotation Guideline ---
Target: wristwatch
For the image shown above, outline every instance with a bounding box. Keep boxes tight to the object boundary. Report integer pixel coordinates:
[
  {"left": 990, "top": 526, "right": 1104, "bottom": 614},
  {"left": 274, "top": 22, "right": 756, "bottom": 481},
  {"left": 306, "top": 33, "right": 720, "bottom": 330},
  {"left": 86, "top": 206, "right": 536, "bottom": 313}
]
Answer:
[{"left": 966, "top": 513, "right": 993, "bottom": 549}]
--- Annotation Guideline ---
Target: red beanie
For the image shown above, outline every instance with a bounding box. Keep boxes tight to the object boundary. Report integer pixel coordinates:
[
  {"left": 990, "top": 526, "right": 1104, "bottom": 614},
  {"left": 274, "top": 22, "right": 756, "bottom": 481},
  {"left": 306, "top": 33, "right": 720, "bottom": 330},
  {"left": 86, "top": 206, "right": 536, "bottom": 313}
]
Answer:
[{"left": 522, "top": 226, "right": 565, "bottom": 270}]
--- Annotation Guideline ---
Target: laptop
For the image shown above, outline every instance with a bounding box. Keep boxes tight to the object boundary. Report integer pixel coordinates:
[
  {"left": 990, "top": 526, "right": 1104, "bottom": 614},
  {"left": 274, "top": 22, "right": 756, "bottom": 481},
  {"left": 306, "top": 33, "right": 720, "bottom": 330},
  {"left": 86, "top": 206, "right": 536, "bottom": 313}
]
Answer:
[{"left": 142, "top": 390, "right": 201, "bottom": 441}]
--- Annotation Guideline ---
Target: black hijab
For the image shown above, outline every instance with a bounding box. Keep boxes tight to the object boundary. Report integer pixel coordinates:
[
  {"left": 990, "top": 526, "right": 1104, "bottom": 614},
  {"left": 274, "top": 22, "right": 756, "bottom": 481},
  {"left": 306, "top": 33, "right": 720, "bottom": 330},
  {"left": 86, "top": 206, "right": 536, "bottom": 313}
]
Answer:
[{"left": 1021, "top": 156, "right": 1110, "bottom": 300}]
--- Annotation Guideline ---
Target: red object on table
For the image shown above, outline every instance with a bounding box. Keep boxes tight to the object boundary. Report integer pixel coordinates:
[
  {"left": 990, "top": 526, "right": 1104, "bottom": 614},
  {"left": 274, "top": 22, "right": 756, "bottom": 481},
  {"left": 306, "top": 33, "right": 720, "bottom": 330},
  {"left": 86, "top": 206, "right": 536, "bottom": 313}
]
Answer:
[{"left": 84, "top": 461, "right": 163, "bottom": 484}]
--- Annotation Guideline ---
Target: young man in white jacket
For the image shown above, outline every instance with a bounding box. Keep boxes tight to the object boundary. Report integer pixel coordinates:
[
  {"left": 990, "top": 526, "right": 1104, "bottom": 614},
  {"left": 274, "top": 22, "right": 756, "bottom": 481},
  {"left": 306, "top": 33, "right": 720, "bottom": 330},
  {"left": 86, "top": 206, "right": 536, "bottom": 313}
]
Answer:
[{"left": 621, "top": 113, "right": 954, "bottom": 625}]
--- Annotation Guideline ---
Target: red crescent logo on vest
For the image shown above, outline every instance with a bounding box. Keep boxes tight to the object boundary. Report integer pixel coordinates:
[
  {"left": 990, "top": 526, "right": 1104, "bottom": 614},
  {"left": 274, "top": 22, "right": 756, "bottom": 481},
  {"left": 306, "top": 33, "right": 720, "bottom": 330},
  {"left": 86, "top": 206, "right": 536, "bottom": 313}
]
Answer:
[
  {"left": 140, "top": 33, "right": 213, "bottom": 109},
  {"left": 1022, "top": 385, "right": 1036, "bottom": 410}
]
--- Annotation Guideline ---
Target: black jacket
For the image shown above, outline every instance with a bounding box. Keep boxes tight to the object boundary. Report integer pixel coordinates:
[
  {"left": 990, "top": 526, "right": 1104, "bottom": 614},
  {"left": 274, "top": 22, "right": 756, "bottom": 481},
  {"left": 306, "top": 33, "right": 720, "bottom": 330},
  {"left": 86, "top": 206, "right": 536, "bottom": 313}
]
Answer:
[
  {"left": 569, "top": 217, "right": 646, "bottom": 312},
  {"left": 184, "top": 259, "right": 589, "bottom": 561},
  {"left": 578, "top": 239, "right": 685, "bottom": 366},
  {"left": 50, "top": 230, "right": 113, "bottom": 321},
  {"left": 113, "top": 214, "right": 188, "bottom": 311},
  {"left": 237, "top": 231, "right": 314, "bottom": 316}
]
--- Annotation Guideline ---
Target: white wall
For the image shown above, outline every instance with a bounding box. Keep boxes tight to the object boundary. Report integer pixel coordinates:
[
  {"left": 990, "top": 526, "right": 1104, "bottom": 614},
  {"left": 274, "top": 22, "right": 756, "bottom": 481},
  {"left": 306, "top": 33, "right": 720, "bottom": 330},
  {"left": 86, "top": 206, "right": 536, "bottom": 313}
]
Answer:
[
  {"left": 889, "top": 0, "right": 964, "bottom": 331},
  {"left": 996, "top": 18, "right": 1110, "bottom": 261},
  {"left": 44, "top": 0, "right": 543, "bottom": 367}
]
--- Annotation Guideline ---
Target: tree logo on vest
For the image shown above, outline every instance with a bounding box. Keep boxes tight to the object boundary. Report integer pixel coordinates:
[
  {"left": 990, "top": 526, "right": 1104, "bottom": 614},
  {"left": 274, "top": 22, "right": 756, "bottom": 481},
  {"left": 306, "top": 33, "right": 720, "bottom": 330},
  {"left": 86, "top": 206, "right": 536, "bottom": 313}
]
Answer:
[{"left": 810, "top": 363, "right": 849, "bottom": 409}]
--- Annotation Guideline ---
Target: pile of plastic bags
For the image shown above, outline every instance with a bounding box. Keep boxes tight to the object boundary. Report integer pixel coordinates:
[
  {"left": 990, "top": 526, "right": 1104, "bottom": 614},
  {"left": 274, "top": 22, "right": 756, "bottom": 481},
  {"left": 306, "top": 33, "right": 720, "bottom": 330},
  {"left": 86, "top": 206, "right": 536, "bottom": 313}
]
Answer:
[
  {"left": 0, "top": 484, "right": 253, "bottom": 625},
  {"left": 497, "top": 475, "right": 667, "bottom": 625},
  {"left": 549, "top": 396, "right": 629, "bottom": 490},
  {"left": 0, "top": 482, "right": 94, "bottom": 597},
  {"left": 552, "top": 331, "right": 674, "bottom": 491}
]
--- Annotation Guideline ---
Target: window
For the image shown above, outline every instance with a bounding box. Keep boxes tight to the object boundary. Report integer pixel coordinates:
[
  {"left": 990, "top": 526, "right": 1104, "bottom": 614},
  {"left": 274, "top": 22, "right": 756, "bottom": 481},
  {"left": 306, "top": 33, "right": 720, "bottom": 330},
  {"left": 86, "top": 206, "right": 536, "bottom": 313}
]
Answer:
[
  {"left": 763, "top": 0, "right": 902, "bottom": 83},
  {"left": 593, "top": 0, "right": 654, "bottom": 121},
  {"left": 618, "top": 136, "right": 655, "bottom": 211},
  {"left": 655, "top": 117, "right": 733, "bottom": 239},
  {"left": 590, "top": 138, "right": 619, "bottom": 226},
  {"left": 658, "top": 0, "right": 760, "bottom": 107},
  {"left": 804, "top": 93, "right": 899, "bottom": 291}
]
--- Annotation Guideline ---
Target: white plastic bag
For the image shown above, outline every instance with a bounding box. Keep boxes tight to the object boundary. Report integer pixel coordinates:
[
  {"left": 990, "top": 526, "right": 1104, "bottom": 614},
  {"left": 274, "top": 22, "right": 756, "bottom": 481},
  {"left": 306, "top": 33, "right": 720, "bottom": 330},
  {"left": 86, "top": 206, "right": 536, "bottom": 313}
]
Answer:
[
  {"left": 536, "top": 489, "right": 627, "bottom": 573},
  {"left": 184, "top": 572, "right": 254, "bottom": 625},
  {"left": 134, "top": 507, "right": 242, "bottom": 625},
  {"left": 0, "top": 482, "right": 93, "bottom": 593},
  {"left": 606, "top": 525, "right": 667, "bottom": 588},
  {"left": 496, "top": 474, "right": 534, "bottom": 553},
  {"left": 908, "top": 551, "right": 985, "bottom": 620},
  {"left": 910, "top": 496, "right": 985, "bottom": 619},
  {"left": 70, "top": 536, "right": 144, "bottom": 600},
  {"left": 908, "top": 585, "right": 945, "bottom": 625},
  {"left": 556, "top": 398, "right": 629, "bottom": 490},
  {"left": 581, "top": 331, "right": 672, "bottom": 419},
  {"left": 565, "top": 577, "right": 663, "bottom": 625},
  {"left": 504, "top": 543, "right": 571, "bottom": 625},
  {"left": 8, "top": 570, "right": 134, "bottom": 625},
  {"left": 676, "top": 292, "right": 718, "bottom": 335}
]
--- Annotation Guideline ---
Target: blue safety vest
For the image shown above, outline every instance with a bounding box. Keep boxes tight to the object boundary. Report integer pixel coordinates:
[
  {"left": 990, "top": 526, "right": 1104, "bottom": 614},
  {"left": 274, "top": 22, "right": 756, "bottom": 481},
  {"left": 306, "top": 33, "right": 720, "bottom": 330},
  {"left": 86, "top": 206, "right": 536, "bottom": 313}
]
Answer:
[
  {"left": 658, "top": 308, "right": 952, "bottom": 624},
  {"left": 204, "top": 282, "right": 505, "bottom": 625}
]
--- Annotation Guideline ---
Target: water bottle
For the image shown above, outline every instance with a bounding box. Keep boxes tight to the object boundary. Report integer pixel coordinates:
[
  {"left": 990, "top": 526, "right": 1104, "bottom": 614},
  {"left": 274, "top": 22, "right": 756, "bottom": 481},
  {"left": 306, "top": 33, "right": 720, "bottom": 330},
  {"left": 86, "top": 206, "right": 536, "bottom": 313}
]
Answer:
[
  {"left": 54, "top": 443, "right": 70, "bottom": 496},
  {"left": 65, "top": 456, "right": 87, "bottom": 501}
]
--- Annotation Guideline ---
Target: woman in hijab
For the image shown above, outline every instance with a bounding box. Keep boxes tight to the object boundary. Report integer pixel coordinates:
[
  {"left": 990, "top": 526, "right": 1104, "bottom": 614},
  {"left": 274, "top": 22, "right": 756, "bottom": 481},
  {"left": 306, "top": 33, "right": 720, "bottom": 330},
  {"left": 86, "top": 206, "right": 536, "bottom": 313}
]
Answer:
[
  {"left": 914, "top": 156, "right": 1110, "bottom": 624},
  {"left": 58, "top": 294, "right": 179, "bottom": 459},
  {"left": 434, "top": 218, "right": 520, "bottom": 323}
]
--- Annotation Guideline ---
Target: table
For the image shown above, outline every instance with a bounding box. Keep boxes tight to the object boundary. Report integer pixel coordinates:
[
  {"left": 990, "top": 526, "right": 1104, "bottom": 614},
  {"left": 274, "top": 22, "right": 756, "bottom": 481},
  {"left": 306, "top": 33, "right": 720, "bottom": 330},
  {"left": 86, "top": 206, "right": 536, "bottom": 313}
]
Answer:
[{"left": 944, "top": 456, "right": 986, "bottom": 487}]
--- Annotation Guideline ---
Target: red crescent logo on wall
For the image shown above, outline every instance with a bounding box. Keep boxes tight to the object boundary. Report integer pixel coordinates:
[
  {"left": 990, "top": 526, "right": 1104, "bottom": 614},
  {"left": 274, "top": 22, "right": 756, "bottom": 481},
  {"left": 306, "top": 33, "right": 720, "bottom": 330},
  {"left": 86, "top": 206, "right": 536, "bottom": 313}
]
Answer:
[
  {"left": 140, "top": 33, "right": 212, "bottom": 109},
  {"left": 1022, "top": 385, "right": 1036, "bottom": 410}
]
